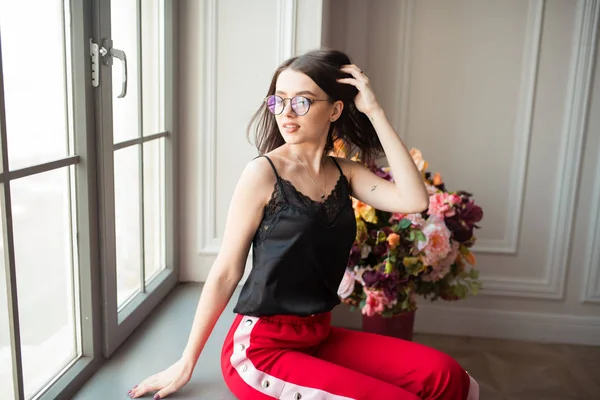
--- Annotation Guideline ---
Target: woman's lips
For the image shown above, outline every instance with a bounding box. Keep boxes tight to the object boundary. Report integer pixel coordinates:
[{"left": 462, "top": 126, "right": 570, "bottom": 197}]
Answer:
[{"left": 282, "top": 122, "right": 300, "bottom": 133}]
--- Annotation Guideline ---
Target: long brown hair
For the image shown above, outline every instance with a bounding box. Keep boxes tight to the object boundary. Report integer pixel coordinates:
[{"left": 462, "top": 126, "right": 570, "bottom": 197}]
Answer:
[{"left": 247, "top": 49, "right": 383, "bottom": 164}]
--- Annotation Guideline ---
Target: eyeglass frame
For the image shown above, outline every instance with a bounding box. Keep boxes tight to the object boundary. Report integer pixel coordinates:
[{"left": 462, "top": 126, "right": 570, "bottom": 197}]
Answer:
[{"left": 264, "top": 94, "right": 330, "bottom": 116}]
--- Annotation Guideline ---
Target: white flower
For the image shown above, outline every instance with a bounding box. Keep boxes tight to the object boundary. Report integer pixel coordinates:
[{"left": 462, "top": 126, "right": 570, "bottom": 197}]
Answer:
[
  {"left": 337, "top": 270, "right": 356, "bottom": 299},
  {"left": 360, "top": 244, "right": 372, "bottom": 259}
]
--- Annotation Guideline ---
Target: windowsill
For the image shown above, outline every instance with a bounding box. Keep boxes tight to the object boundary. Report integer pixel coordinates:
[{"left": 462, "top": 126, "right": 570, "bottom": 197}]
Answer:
[{"left": 72, "top": 283, "right": 237, "bottom": 399}]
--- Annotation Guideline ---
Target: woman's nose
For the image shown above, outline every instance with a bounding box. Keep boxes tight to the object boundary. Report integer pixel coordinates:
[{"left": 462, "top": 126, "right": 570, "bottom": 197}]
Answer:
[{"left": 281, "top": 99, "right": 296, "bottom": 116}]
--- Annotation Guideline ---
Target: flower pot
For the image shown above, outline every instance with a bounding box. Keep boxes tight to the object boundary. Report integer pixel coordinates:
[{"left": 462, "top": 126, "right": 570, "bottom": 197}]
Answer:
[{"left": 361, "top": 311, "right": 416, "bottom": 341}]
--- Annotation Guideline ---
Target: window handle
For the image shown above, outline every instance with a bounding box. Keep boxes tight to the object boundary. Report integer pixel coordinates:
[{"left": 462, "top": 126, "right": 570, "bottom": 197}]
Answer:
[{"left": 99, "top": 39, "right": 128, "bottom": 98}]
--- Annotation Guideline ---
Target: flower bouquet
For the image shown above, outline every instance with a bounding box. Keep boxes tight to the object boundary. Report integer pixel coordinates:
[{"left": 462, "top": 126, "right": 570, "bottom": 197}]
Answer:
[{"left": 336, "top": 147, "right": 484, "bottom": 324}]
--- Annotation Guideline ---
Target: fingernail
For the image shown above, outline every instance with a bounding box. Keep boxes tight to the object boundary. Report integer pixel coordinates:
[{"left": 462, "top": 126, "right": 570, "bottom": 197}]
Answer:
[{"left": 154, "top": 395, "right": 161, "bottom": 400}]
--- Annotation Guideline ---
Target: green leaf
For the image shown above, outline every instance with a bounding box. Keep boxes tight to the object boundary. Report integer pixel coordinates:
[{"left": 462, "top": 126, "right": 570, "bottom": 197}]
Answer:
[
  {"left": 453, "top": 284, "right": 468, "bottom": 299},
  {"left": 385, "top": 260, "right": 394, "bottom": 274},
  {"left": 469, "top": 268, "right": 480, "bottom": 279},
  {"left": 402, "top": 257, "right": 419, "bottom": 267},
  {"left": 415, "top": 230, "right": 426, "bottom": 242},
  {"left": 408, "top": 231, "right": 416, "bottom": 241},
  {"left": 470, "top": 282, "right": 482, "bottom": 295},
  {"left": 398, "top": 218, "right": 412, "bottom": 229}
]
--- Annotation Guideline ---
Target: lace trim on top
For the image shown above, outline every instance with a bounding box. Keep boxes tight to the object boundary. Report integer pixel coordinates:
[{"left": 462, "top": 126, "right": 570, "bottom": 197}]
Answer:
[
  {"left": 254, "top": 181, "right": 287, "bottom": 247},
  {"left": 254, "top": 174, "right": 350, "bottom": 247}
]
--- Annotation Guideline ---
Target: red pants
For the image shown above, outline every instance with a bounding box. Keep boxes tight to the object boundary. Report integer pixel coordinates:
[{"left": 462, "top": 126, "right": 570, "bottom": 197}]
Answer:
[{"left": 221, "top": 312, "right": 479, "bottom": 400}]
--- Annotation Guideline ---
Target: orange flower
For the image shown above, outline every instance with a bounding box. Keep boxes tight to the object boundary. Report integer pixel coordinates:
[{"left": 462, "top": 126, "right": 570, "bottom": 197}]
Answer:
[
  {"left": 387, "top": 233, "right": 400, "bottom": 249},
  {"left": 433, "top": 172, "right": 443, "bottom": 186},
  {"left": 352, "top": 198, "right": 378, "bottom": 223},
  {"left": 333, "top": 140, "right": 349, "bottom": 157},
  {"left": 464, "top": 251, "right": 476, "bottom": 265},
  {"left": 410, "top": 148, "right": 428, "bottom": 172}
]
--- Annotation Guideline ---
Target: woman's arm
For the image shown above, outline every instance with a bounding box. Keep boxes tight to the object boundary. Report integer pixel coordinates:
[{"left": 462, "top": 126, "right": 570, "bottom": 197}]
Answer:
[
  {"left": 181, "top": 156, "right": 276, "bottom": 363},
  {"left": 130, "top": 157, "right": 274, "bottom": 399},
  {"left": 338, "top": 65, "right": 429, "bottom": 214}
]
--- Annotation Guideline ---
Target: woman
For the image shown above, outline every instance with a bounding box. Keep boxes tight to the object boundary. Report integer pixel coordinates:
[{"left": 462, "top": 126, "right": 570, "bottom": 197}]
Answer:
[{"left": 129, "top": 49, "right": 479, "bottom": 400}]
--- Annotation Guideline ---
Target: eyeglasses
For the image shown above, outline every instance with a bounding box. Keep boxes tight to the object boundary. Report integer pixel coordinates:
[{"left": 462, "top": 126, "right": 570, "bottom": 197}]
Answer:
[{"left": 265, "top": 95, "right": 329, "bottom": 116}]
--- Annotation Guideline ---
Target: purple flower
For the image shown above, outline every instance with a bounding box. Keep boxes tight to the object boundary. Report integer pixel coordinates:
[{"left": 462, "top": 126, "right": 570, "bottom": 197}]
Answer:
[
  {"left": 362, "top": 269, "right": 401, "bottom": 302},
  {"left": 348, "top": 245, "right": 362, "bottom": 266},
  {"left": 371, "top": 244, "right": 388, "bottom": 258},
  {"left": 461, "top": 199, "right": 483, "bottom": 227}
]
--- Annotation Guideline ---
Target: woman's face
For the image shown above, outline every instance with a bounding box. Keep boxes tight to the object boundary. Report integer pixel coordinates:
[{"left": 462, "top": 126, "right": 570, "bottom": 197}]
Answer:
[{"left": 272, "top": 69, "right": 343, "bottom": 146}]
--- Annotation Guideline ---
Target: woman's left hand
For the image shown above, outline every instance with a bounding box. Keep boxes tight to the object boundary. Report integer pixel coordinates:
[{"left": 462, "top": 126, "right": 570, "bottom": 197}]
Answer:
[{"left": 337, "top": 64, "right": 382, "bottom": 117}]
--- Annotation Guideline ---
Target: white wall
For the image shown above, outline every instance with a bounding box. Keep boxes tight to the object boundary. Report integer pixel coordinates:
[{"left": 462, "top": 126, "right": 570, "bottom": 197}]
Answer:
[
  {"left": 326, "top": 0, "right": 600, "bottom": 346},
  {"left": 177, "top": 0, "right": 326, "bottom": 282},
  {"left": 178, "top": 0, "right": 600, "bottom": 345}
]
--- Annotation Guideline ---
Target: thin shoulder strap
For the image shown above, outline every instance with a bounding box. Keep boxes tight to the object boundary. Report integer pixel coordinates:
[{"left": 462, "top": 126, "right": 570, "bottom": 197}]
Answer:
[
  {"left": 330, "top": 156, "right": 344, "bottom": 176},
  {"left": 255, "top": 155, "right": 281, "bottom": 180}
]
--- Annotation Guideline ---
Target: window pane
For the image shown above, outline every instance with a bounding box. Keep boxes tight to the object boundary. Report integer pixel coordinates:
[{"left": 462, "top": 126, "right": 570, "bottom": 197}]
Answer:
[
  {"left": 111, "top": 0, "right": 165, "bottom": 144},
  {"left": 111, "top": 0, "right": 141, "bottom": 144},
  {"left": 0, "top": 0, "right": 70, "bottom": 170},
  {"left": 115, "top": 147, "right": 142, "bottom": 307},
  {"left": 11, "top": 168, "right": 78, "bottom": 398},
  {"left": 141, "top": 0, "right": 166, "bottom": 135},
  {"left": 0, "top": 210, "right": 16, "bottom": 400},
  {"left": 143, "top": 139, "right": 166, "bottom": 282}
]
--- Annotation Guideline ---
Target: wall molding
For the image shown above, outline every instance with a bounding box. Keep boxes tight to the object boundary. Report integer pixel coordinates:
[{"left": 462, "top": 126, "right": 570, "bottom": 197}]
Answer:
[
  {"left": 198, "top": 0, "right": 298, "bottom": 256},
  {"left": 276, "top": 0, "right": 297, "bottom": 65},
  {"left": 582, "top": 162, "right": 600, "bottom": 302},
  {"left": 414, "top": 303, "right": 600, "bottom": 347},
  {"left": 479, "top": 0, "right": 598, "bottom": 299},
  {"left": 582, "top": 0, "right": 600, "bottom": 302},
  {"left": 475, "top": 0, "right": 544, "bottom": 255},
  {"left": 396, "top": 0, "right": 414, "bottom": 144},
  {"left": 540, "top": 0, "right": 599, "bottom": 298},
  {"left": 398, "top": 1, "right": 543, "bottom": 256},
  {"left": 197, "top": 0, "right": 220, "bottom": 255}
]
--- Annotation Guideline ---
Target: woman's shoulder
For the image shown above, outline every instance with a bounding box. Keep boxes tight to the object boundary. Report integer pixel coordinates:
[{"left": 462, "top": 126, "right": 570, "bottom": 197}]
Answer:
[
  {"left": 330, "top": 155, "right": 360, "bottom": 178},
  {"left": 252, "top": 147, "right": 293, "bottom": 177},
  {"left": 236, "top": 155, "right": 281, "bottom": 207},
  {"left": 245, "top": 154, "right": 279, "bottom": 182}
]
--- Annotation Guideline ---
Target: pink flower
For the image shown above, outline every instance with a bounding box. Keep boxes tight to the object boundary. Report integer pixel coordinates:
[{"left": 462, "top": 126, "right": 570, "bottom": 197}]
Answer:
[
  {"left": 361, "top": 288, "right": 393, "bottom": 317},
  {"left": 428, "top": 192, "right": 459, "bottom": 219},
  {"left": 422, "top": 241, "right": 459, "bottom": 282},
  {"left": 389, "top": 212, "right": 425, "bottom": 227},
  {"left": 426, "top": 183, "right": 438, "bottom": 196},
  {"left": 337, "top": 270, "right": 356, "bottom": 299},
  {"left": 390, "top": 212, "right": 405, "bottom": 222},
  {"left": 418, "top": 216, "right": 452, "bottom": 266},
  {"left": 405, "top": 213, "right": 426, "bottom": 227}
]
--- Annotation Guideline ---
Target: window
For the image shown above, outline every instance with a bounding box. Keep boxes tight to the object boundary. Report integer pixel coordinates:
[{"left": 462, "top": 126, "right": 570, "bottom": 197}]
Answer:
[{"left": 0, "top": 0, "right": 177, "bottom": 398}]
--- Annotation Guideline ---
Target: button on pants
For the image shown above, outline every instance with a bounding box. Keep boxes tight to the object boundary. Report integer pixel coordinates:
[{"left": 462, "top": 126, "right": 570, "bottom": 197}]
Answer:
[{"left": 221, "top": 312, "right": 478, "bottom": 400}]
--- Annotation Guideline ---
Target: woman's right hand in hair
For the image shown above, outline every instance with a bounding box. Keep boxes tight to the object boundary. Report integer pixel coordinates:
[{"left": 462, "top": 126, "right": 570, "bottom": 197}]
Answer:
[{"left": 128, "top": 358, "right": 194, "bottom": 399}]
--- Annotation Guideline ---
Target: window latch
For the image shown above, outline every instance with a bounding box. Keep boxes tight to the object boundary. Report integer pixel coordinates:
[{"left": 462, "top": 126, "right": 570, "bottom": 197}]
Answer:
[{"left": 90, "top": 39, "right": 128, "bottom": 98}]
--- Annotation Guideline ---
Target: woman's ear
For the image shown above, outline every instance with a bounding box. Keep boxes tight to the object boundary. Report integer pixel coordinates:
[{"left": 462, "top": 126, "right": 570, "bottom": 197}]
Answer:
[{"left": 330, "top": 100, "right": 344, "bottom": 122}]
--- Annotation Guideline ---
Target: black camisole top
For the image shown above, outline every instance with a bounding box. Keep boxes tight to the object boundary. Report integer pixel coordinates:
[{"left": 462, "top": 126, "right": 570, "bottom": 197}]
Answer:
[{"left": 233, "top": 155, "right": 357, "bottom": 317}]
